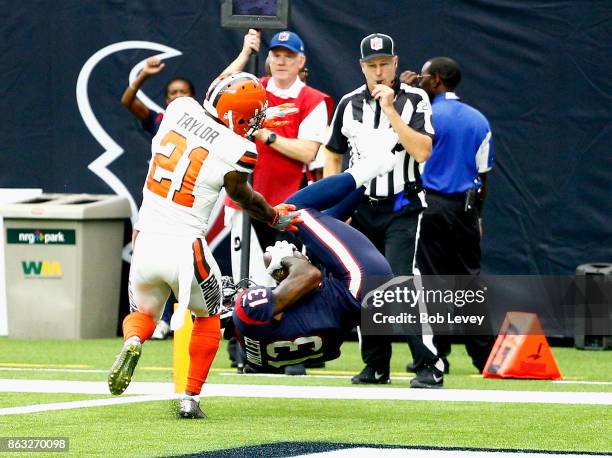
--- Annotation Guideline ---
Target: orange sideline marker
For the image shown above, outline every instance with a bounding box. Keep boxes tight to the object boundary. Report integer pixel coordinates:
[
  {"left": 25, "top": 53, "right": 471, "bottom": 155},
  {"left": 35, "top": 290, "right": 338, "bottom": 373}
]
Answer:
[{"left": 483, "top": 312, "right": 562, "bottom": 380}]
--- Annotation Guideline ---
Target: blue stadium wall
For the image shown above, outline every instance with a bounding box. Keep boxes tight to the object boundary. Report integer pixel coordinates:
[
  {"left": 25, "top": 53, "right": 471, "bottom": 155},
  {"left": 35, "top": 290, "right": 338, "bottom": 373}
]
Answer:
[{"left": 1, "top": 0, "right": 611, "bottom": 277}]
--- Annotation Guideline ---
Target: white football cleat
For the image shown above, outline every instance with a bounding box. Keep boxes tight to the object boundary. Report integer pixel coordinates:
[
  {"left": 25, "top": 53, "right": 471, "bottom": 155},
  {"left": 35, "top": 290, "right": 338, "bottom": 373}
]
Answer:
[{"left": 178, "top": 395, "right": 207, "bottom": 419}]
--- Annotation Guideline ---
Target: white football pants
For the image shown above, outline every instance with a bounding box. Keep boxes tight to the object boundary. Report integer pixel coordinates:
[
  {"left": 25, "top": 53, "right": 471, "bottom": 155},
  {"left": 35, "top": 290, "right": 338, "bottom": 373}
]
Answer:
[{"left": 129, "top": 231, "right": 222, "bottom": 321}]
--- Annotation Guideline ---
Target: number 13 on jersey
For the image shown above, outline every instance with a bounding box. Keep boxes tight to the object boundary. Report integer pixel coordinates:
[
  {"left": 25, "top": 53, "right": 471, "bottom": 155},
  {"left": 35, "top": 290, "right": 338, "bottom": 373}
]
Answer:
[{"left": 146, "top": 130, "right": 209, "bottom": 208}]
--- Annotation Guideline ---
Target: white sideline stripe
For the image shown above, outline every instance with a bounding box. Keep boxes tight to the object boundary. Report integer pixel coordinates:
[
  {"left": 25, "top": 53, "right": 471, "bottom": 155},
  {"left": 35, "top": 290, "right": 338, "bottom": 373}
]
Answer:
[
  {"left": 296, "top": 448, "right": 598, "bottom": 458},
  {"left": 0, "top": 379, "right": 174, "bottom": 399},
  {"left": 218, "top": 371, "right": 403, "bottom": 380},
  {"left": 0, "top": 379, "right": 610, "bottom": 406},
  {"left": 218, "top": 372, "right": 416, "bottom": 381},
  {"left": 0, "top": 394, "right": 175, "bottom": 416},
  {"left": 0, "top": 379, "right": 172, "bottom": 395},
  {"left": 1, "top": 368, "right": 609, "bottom": 385},
  {"left": 0, "top": 367, "right": 107, "bottom": 373}
]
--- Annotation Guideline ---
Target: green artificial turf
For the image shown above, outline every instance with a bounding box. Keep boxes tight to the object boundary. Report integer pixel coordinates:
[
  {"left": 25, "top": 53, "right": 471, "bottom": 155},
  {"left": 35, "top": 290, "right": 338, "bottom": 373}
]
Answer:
[
  {"left": 0, "top": 338, "right": 610, "bottom": 391},
  {"left": 0, "top": 397, "right": 610, "bottom": 456},
  {"left": 0, "top": 392, "right": 114, "bottom": 408},
  {"left": 0, "top": 337, "right": 610, "bottom": 456}
]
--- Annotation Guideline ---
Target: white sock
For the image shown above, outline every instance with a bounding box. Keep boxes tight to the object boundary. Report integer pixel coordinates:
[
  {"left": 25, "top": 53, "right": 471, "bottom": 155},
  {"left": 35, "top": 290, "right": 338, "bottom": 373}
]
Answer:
[
  {"left": 125, "top": 336, "right": 140, "bottom": 345},
  {"left": 182, "top": 393, "right": 200, "bottom": 402}
]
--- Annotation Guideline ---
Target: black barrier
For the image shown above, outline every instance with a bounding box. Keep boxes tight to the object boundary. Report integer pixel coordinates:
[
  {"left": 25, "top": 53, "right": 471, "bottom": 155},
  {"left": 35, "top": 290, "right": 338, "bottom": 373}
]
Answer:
[{"left": 575, "top": 263, "right": 612, "bottom": 350}]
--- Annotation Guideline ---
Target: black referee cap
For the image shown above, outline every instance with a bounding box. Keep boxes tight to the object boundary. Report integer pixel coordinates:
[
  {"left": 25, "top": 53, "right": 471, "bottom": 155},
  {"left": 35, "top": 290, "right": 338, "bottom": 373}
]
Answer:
[{"left": 360, "top": 33, "right": 395, "bottom": 61}]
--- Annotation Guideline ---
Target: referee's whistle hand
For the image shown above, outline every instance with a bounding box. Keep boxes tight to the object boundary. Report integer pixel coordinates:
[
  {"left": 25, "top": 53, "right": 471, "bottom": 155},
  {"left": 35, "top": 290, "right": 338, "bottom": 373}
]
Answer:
[{"left": 372, "top": 84, "right": 395, "bottom": 110}]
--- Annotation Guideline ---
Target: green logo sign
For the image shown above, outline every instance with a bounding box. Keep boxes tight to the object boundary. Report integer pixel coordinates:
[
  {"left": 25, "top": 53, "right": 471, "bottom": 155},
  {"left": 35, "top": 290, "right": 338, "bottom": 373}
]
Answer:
[
  {"left": 21, "top": 260, "right": 63, "bottom": 278},
  {"left": 7, "top": 228, "right": 75, "bottom": 245}
]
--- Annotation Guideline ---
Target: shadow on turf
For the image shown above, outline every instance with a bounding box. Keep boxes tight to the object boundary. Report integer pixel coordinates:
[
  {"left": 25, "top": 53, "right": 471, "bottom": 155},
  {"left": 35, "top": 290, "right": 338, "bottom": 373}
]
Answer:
[{"left": 171, "top": 442, "right": 611, "bottom": 457}]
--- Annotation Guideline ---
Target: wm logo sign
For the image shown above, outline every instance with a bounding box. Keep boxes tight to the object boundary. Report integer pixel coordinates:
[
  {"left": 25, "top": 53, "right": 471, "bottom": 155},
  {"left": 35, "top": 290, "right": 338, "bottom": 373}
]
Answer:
[{"left": 22, "top": 260, "right": 63, "bottom": 278}]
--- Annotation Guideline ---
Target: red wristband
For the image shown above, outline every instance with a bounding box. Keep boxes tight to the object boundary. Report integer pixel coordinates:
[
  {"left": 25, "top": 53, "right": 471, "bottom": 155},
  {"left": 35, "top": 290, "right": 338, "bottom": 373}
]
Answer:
[{"left": 269, "top": 209, "right": 279, "bottom": 227}]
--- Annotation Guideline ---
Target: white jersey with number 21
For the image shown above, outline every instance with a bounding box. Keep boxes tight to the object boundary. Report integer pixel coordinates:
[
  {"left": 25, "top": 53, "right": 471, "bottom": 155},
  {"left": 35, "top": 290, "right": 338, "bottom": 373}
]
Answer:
[{"left": 135, "top": 96, "right": 258, "bottom": 238}]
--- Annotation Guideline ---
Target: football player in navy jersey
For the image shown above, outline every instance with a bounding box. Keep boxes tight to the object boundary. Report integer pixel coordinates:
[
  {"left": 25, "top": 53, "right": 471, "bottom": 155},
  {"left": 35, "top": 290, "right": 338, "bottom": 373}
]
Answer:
[{"left": 229, "top": 127, "right": 400, "bottom": 372}]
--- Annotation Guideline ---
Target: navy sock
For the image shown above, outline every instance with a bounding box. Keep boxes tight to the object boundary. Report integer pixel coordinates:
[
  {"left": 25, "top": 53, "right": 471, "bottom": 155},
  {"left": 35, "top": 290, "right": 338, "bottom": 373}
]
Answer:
[{"left": 287, "top": 173, "right": 358, "bottom": 212}]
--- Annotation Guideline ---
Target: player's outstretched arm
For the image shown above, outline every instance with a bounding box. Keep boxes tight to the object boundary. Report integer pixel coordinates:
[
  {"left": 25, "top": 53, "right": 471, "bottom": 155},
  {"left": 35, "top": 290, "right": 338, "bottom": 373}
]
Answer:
[
  {"left": 272, "top": 257, "right": 322, "bottom": 314},
  {"left": 224, "top": 171, "right": 301, "bottom": 231},
  {"left": 224, "top": 170, "right": 276, "bottom": 223}
]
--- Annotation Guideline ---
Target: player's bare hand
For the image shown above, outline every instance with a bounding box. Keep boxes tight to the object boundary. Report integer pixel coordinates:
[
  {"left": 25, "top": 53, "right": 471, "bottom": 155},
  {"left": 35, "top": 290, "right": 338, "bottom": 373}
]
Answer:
[
  {"left": 372, "top": 84, "right": 395, "bottom": 110},
  {"left": 400, "top": 70, "right": 418, "bottom": 86},
  {"left": 269, "top": 203, "right": 303, "bottom": 232},
  {"left": 143, "top": 57, "right": 165, "bottom": 75},
  {"left": 243, "top": 29, "right": 261, "bottom": 55}
]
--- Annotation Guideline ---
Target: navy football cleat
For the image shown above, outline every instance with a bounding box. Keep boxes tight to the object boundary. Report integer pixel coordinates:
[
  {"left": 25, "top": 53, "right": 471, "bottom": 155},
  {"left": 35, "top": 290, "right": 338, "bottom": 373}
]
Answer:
[
  {"left": 410, "top": 365, "right": 444, "bottom": 389},
  {"left": 351, "top": 366, "right": 390, "bottom": 384}
]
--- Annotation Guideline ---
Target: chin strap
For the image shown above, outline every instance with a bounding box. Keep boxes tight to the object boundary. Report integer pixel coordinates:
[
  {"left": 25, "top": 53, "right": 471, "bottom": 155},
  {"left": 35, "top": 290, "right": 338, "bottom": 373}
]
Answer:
[{"left": 223, "top": 110, "right": 234, "bottom": 132}]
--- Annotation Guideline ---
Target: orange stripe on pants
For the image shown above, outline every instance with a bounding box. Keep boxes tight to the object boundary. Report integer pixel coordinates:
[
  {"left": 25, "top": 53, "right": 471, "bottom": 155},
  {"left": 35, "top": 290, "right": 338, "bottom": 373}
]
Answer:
[{"left": 192, "top": 239, "right": 209, "bottom": 282}]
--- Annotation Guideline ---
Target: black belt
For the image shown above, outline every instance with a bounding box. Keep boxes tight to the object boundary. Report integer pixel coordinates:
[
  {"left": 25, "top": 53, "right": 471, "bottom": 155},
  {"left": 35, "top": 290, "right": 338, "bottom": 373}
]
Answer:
[
  {"left": 425, "top": 189, "right": 467, "bottom": 201},
  {"left": 362, "top": 194, "right": 395, "bottom": 207},
  {"left": 363, "top": 184, "right": 423, "bottom": 207}
]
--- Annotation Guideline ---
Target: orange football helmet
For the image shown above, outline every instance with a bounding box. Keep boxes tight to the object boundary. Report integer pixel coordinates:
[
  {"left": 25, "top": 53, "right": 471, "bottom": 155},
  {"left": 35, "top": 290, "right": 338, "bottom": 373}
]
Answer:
[{"left": 203, "top": 72, "right": 267, "bottom": 138}]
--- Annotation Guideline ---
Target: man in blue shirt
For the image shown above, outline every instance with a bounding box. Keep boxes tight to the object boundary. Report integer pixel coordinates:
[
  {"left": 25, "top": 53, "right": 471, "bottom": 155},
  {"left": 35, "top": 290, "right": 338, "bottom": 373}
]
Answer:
[{"left": 402, "top": 57, "right": 495, "bottom": 374}]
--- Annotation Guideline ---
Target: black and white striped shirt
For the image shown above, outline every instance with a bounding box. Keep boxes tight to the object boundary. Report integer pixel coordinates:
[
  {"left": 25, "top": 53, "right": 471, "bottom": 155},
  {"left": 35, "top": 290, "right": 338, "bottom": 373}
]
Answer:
[{"left": 326, "top": 81, "right": 434, "bottom": 204}]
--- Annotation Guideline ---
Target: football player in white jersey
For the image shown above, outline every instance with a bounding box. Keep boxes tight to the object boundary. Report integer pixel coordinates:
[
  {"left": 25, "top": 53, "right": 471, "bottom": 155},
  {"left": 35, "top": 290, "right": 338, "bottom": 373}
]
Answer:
[{"left": 108, "top": 72, "right": 301, "bottom": 418}]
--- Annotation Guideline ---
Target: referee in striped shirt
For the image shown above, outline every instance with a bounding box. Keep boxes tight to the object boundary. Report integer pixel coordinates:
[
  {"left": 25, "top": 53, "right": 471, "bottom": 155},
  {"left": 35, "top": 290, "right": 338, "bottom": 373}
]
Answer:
[{"left": 324, "top": 33, "right": 444, "bottom": 388}]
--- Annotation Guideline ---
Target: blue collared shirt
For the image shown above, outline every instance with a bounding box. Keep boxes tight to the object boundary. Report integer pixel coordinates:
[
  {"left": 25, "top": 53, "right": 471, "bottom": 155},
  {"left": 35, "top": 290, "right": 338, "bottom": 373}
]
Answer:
[{"left": 422, "top": 92, "right": 493, "bottom": 194}]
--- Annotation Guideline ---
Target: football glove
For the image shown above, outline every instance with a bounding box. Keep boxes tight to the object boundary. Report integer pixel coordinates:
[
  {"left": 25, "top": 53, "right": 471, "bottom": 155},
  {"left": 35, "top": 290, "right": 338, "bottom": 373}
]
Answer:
[
  {"left": 269, "top": 203, "right": 302, "bottom": 232},
  {"left": 265, "top": 240, "right": 297, "bottom": 275}
]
